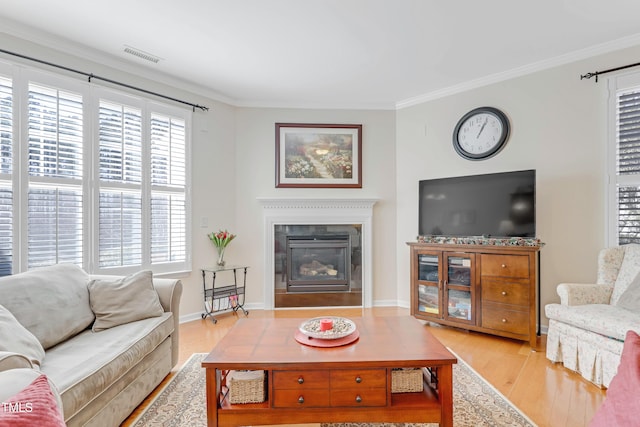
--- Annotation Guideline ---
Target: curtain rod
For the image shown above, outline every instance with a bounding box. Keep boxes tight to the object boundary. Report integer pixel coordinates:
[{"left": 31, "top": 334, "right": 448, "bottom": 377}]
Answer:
[
  {"left": 0, "top": 48, "right": 209, "bottom": 112},
  {"left": 580, "top": 61, "right": 640, "bottom": 83}
]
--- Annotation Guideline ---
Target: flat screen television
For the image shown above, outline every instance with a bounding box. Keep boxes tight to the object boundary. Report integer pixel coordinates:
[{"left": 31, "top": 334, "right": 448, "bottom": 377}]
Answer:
[{"left": 419, "top": 170, "right": 535, "bottom": 238}]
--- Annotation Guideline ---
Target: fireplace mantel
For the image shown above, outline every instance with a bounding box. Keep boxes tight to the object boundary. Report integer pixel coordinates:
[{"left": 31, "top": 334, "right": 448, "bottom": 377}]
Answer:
[{"left": 258, "top": 197, "right": 378, "bottom": 309}]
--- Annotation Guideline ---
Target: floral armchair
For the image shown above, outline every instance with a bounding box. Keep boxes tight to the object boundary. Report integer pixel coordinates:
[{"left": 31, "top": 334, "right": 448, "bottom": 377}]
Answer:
[{"left": 545, "top": 244, "right": 640, "bottom": 387}]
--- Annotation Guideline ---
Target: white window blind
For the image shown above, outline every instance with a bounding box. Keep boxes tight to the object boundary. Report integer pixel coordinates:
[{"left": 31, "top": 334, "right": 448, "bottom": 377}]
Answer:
[
  {"left": 150, "top": 114, "right": 187, "bottom": 264},
  {"left": 613, "top": 85, "right": 640, "bottom": 244},
  {"left": 0, "top": 75, "right": 12, "bottom": 276},
  {"left": 27, "top": 83, "right": 83, "bottom": 268},
  {"left": 0, "top": 76, "right": 12, "bottom": 175},
  {"left": 0, "top": 183, "right": 11, "bottom": 277},
  {"left": 98, "top": 101, "right": 143, "bottom": 268}
]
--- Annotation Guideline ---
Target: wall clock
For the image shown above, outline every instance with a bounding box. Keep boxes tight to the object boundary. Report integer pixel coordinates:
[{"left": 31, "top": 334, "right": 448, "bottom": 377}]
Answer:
[{"left": 452, "top": 106, "right": 510, "bottom": 160}]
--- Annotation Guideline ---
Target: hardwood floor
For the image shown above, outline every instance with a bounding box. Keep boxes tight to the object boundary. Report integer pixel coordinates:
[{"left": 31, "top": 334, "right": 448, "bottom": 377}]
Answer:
[{"left": 123, "top": 307, "right": 606, "bottom": 427}]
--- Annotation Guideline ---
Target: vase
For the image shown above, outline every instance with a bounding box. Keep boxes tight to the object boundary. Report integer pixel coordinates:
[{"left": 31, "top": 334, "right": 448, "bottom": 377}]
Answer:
[{"left": 216, "top": 246, "right": 226, "bottom": 266}]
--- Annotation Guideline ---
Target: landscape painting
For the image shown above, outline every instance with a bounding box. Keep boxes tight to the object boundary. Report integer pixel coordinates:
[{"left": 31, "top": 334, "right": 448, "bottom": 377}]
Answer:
[{"left": 275, "top": 123, "right": 362, "bottom": 188}]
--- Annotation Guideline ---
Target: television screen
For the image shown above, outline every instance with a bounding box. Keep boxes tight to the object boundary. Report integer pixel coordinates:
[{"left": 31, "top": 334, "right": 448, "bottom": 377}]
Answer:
[{"left": 419, "top": 170, "right": 535, "bottom": 238}]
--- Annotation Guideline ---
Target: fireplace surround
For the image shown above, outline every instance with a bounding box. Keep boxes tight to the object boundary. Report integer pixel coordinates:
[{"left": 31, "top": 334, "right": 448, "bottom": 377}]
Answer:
[{"left": 258, "top": 197, "right": 377, "bottom": 309}]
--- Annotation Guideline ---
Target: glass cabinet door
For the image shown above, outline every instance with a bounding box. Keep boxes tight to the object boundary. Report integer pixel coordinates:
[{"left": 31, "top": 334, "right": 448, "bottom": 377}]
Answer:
[
  {"left": 416, "top": 253, "right": 441, "bottom": 316},
  {"left": 444, "top": 253, "right": 474, "bottom": 323},
  {"left": 446, "top": 289, "right": 472, "bottom": 321}
]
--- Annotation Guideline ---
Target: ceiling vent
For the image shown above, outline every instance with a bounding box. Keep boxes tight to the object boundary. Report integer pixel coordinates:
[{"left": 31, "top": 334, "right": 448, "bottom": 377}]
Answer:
[{"left": 123, "top": 45, "right": 161, "bottom": 64}]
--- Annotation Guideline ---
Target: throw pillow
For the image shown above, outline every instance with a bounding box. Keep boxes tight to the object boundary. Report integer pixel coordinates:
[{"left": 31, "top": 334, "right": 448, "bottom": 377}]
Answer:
[
  {"left": 589, "top": 330, "right": 640, "bottom": 427},
  {"left": 0, "top": 374, "right": 65, "bottom": 427},
  {"left": 617, "top": 271, "right": 640, "bottom": 312},
  {"left": 88, "top": 270, "right": 164, "bottom": 332},
  {"left": 0, "top": 305, "right": 45, "bottom": 367},
  {"left": 0, "top": 263, "right": 94, "bottom": 350}
]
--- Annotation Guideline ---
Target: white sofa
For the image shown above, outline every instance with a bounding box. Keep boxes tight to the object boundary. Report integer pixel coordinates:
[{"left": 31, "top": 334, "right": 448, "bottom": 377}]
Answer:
[
  {"left": 545, "top": 244, "right": 640, "bottom": 387},
  {"left": 0, "top": 264, "right": 183, "bottom": 426}
]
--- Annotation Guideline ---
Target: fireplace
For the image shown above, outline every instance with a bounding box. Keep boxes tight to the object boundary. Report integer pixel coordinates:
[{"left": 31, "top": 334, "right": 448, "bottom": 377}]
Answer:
[
  {"left": 286, "top": 235, "right": 351, "bottom": 292},
  {"left": 259, "top": 197, "right": 377, "bottom": 309}
]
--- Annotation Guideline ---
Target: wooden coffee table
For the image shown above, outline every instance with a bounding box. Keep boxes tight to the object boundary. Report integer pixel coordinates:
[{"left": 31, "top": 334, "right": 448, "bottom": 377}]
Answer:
[{"left": 202, "top": 316, "right": 456, "bottom": 427}]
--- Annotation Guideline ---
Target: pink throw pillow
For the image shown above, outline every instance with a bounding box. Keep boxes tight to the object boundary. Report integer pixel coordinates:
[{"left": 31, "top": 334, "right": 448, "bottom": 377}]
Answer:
[
  {"left": 0, "top": 374, "right": 65, "bottom": 427},
  {"left": 589, "top": 330, "right": 640, "bottom": 426}
]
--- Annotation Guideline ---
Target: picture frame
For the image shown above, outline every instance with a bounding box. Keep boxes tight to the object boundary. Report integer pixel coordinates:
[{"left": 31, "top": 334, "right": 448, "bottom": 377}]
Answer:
[{"left": 275, "top": 123, "right": 362, "bottom": 188}]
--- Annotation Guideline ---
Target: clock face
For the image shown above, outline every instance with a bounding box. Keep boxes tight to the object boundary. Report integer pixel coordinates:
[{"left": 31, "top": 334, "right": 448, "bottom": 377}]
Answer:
[{"left": 453, "top": 107, "right": 510, "bottom": 160}]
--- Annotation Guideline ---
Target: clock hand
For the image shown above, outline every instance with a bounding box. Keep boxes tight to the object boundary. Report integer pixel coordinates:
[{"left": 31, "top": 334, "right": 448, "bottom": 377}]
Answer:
[{"left": 476, "top": 118, "right": 488, "bottom": 139}]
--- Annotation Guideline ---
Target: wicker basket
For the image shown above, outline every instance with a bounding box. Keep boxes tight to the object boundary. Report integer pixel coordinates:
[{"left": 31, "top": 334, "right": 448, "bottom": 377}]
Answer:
[
  {"left": 227, "top": 370, "right": 265, "bottom": 403},
  {"left": 391, "top": 368, "right": 424, "bottom": 393}
]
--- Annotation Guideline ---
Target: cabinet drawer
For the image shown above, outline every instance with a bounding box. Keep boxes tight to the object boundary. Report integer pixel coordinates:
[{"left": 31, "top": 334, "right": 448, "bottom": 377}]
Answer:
[
  {"left": 272, "top": 388, "right": 330, "bottom": 408},
  {"left": 330, "top": 369, "right": 386, "bottom": 389},
  {"left": 330, "top": 388, "right": 387, "bottom": 407},
  {"left": 482, "top": 279, "right": 529, "bottom": 306},
  {"left": 482, "top": 305, "right": 529, "bottom": 335},
  {"left": 481, "top": 254, "right": 529, "bottom": 278},
  {"left": 273, "top": 370, "right": 329, "bottom": 389}
]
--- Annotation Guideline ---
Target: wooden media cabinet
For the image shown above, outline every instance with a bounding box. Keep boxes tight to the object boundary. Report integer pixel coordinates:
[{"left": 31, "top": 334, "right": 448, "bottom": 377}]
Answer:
[{"left": 407, "top": 242, "right": 541, "bottom": 349}]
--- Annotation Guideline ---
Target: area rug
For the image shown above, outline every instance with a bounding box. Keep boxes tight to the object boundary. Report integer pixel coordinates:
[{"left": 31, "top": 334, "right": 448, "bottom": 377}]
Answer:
[{"left": 130, "top": 353, "right": 537, "bottom": 427}]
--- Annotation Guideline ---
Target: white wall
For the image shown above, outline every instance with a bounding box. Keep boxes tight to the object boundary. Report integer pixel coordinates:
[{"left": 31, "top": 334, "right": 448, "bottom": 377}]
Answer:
[
  {"left": 232, "top": 108, "right": 397, "bottom": 308},
  {"left": 396, "top": 44, "right": 640, "bottom": 324}
]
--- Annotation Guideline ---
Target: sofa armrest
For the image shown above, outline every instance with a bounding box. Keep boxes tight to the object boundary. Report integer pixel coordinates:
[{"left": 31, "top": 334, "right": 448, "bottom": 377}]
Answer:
[
  {"left": 0, "top": 351, "right": 34, "bottom": 372},
  {"left": 556, "top": 283, "right": 613, "bottom": 306},
  {"left": 152, "top": 278, "right": 183, "bottom": 368}
]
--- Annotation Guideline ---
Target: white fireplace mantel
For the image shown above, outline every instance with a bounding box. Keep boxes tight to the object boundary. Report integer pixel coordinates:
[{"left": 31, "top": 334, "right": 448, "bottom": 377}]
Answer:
[{"left": 258, "top": 197, "right": 378, "bottom": 309}]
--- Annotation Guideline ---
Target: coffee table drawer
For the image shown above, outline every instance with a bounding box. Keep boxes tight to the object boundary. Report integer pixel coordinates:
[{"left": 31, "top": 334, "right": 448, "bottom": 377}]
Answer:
[
  {"left": 330, "top": 388, "right": 387, "bottom": 407},
  {"left": 273, "top": 370, "right": 329, "bottom": 389},
  {"left": 272, "top": 388, "right": 330, "bottom": 408},
  {"left": 330, "top": 368, "right": 386, "bottom": 389}
]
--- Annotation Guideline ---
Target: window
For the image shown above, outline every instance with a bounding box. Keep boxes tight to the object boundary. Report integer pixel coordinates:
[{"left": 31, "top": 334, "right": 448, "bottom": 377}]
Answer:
[
  {"left": 608, "top": 72, "right": 640, "bottom": 245},
  {"left": 0, "top": 63, "right": 191, "bottom": 276},
  {"left": 0, "top": 75, "right": 12, "bottom": 276},
  {"left": 27, "top": 83, "right": 84, "bottom": 269}
]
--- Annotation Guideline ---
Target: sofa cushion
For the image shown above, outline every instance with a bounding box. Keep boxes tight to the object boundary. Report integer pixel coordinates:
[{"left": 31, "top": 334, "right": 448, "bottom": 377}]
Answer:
[
  {"left": 41, "top": 312, "right": 173, "bottom": 420},
  {"left": 0, "top": 373, "right": 65, "bottom": 427},
  {"left": 589, "top": 331, "right": 640, "bottom": 426},
  {"left": 545, "top": 303, "right": 640, "bottom": 341},
  {"left": 0, "top": 305, "right": 45, "bottom": 367},
  {"left": 88, "top": 270, "right": 164, "bottom": 332},
  {"left": 611, "top": 243, "right": 640, "bottom": 305},
  {"left": 0, "top": 264, "right": 94, "bottom": 350},
  {"left": 617, "top": 271, "right": 640, "bottom": 312}
]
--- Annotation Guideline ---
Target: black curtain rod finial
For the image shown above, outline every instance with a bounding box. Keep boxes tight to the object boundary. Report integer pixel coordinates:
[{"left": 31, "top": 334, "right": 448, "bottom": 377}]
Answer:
[{"left": 581, "top": 61, "right": 640, "bottom": 83}]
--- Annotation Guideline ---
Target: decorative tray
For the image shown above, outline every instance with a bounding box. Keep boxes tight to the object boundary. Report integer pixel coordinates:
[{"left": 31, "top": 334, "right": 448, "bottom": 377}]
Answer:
[{"left": 298, "top": 316, "right": 356, "bottom": 340}]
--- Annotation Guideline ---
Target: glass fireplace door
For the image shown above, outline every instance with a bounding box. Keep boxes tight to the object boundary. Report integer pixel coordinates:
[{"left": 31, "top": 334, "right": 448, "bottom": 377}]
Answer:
[{"left": 286, "top": 236, "right": 350, "bottom": 292}]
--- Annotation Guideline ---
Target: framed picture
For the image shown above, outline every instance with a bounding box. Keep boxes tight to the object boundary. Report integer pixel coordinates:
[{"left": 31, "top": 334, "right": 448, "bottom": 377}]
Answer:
[{"left": 275, "top": 123, "right": 362, "bottom": 188}]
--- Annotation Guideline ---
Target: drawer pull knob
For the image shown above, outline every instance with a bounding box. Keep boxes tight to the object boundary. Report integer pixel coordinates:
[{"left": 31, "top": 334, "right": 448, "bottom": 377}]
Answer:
[
  {"left": 297, "top": 377, "right": 304, "bottom": 384},
  {"left": 355, "top": 376, "right": 362, "bottom": 383},
  {"left": 355, "top": 395, "right": 362, "bottom": 403},
  {"left": 298, "top": 396, "right": 304, "bottom": 404},
  {"left": 501, "top": 291, "right": 507, "bottom": 296},
  {"left": 501, "top": 264, "right": 507, "bottom": 268},
  {"left": 502, "top": 318, "right": 507, "bottom": 323}
]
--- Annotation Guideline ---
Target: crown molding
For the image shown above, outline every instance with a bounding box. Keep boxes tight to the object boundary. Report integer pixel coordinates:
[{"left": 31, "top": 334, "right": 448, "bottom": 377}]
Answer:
[{"left": 396, "top": 33, "right": 640, "bottom": 110}]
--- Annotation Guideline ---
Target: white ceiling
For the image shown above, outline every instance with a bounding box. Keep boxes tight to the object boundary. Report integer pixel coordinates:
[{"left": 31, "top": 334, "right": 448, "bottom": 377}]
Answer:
[{"left": 1, "top": 0, "right": 640, "bottom": 110}]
